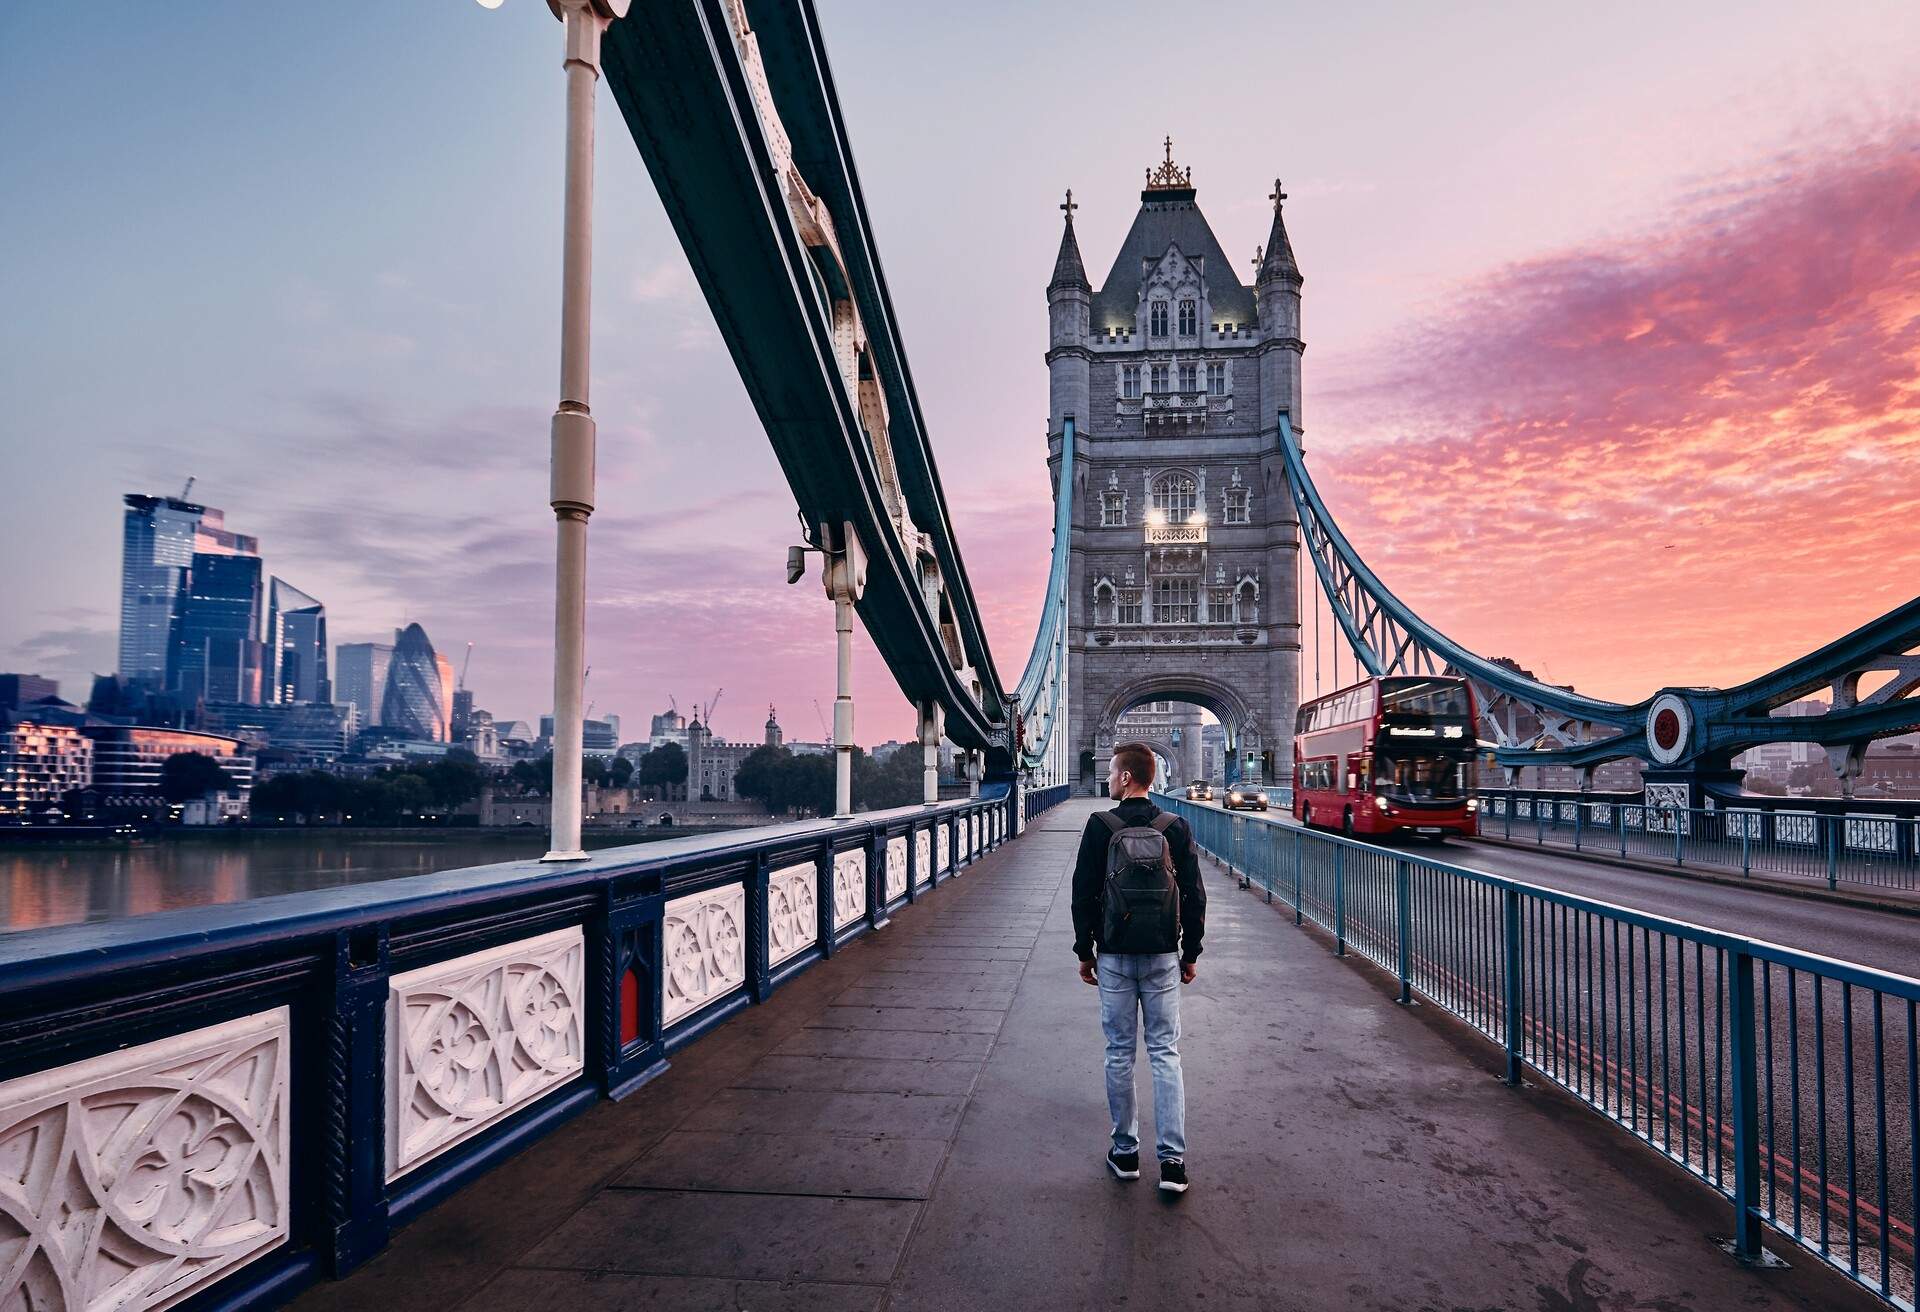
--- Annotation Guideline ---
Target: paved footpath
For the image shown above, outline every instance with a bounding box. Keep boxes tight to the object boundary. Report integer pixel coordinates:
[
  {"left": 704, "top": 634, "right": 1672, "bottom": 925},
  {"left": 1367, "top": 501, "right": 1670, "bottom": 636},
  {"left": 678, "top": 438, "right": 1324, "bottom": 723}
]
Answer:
[{"left": 294, "top": 799, "right": 1881, "bottom": 1312}]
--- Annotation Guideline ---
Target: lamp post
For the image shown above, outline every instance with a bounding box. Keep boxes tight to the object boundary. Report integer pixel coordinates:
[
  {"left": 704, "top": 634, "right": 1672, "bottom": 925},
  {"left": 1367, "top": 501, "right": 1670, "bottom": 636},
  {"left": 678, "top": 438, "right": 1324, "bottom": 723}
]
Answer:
[{"left": 480, "top": 0, "right": 628, "bottom": 860}]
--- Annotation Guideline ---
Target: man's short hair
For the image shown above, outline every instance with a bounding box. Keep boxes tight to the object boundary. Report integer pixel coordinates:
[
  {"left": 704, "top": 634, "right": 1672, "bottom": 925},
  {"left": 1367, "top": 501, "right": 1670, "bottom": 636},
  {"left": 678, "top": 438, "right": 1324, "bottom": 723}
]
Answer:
[{"left": 1111, "top": 742, "right": 1156, "bottom": 789}]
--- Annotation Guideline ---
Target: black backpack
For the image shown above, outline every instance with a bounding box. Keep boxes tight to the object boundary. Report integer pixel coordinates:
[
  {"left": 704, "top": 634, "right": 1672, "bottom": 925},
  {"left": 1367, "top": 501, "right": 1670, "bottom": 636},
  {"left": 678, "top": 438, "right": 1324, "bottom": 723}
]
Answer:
[{"left": 1095, "top": 810, "right": 1180, "bottom": 954}]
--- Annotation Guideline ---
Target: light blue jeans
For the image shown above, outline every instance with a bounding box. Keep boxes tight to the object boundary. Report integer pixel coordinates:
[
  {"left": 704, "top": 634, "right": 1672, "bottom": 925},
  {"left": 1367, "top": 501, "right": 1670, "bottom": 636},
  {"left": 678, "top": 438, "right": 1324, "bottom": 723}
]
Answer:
[{"left": 1097, "top": 951, "right": 1186, "bottom": 1162}]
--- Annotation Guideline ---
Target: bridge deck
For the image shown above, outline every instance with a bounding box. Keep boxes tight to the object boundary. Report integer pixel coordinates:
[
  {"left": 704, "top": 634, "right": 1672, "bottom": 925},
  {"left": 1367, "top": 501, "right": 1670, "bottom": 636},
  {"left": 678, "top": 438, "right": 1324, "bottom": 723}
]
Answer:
[{"left": 292, "top": 800, "right": 1876, "bottom": 1312}]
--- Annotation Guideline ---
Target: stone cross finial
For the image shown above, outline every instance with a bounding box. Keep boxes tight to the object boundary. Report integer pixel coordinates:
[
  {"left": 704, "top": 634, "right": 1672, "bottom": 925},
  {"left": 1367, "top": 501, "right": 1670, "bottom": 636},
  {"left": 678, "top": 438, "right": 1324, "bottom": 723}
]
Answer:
[
  {"left": 1270, "top": 178, "right": 1288, "bottom": 211},
  {"left": 1061, "top": 188, "right": 1077, "bottom": 218},
  {"left": 1252, "top": 245, "right": 1264, "bottom": 272}
]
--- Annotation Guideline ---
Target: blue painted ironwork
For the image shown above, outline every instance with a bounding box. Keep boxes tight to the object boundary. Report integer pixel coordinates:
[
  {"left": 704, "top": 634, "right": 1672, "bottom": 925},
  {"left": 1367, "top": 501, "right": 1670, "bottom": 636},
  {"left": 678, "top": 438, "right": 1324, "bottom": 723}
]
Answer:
[
  {"left": 0, "top": 794, "right": 1013, "bottom": 1310},
  {"left": 599, "top": 0, "right": 1015, "bottom": 763},
  {"left": 1278, "top": 415, "right": 1920, "bottom": 794},
  {"left": 1013, "top": 416, "right": 1075, "bottom": 777},
  {"left": 1160, "top": 795, "right": 1920, "bottom": 1303}
]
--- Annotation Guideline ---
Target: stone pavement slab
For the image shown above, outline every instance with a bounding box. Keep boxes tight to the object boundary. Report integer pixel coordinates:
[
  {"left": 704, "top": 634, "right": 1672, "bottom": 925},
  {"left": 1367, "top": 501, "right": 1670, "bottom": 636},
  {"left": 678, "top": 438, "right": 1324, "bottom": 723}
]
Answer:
[{"left": 292, "top": 799, "right": 1884, "bottom": 1312}]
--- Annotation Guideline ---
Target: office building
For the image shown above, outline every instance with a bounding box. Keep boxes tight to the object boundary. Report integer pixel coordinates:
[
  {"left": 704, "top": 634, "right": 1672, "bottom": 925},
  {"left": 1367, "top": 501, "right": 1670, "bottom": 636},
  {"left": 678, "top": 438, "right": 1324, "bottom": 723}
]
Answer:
[
  {"left": 268, "top": 578, "right": 329, "bottom": 704},
  {"left": 0, "top": 675, "right": 59, "bottom": 712},
  {"left": 381, "top": 623, "right": 454, "bottom": 742},
  {"left": 119, "top": 492, "right": 257, "bottom": 687},
  {"left": 335, "top": 642, "right": 394, "bottom": 729},
  {"left": 0, "top": 715, "right": 94, "bottom": 820},
  {"left": 198, "top": 701, "right": 358, "bottom": 765},
  {"left": 169, "top": 552, "right": 266, "bottom": 704},
  {"left": 81, "top": 724, "right": 254, "bottom": 795}
]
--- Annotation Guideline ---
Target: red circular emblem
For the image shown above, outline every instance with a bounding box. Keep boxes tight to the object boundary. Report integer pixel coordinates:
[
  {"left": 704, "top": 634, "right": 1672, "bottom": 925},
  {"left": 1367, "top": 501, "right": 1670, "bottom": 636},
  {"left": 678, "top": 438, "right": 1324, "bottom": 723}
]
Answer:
[{"left": 1652, "top": 708, "right": 1681, "bottom": 751}]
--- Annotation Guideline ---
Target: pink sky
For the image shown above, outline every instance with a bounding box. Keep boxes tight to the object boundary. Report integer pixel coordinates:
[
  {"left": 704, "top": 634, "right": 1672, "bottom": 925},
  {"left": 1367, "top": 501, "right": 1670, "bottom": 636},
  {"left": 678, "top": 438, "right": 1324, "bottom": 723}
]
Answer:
[{"left": 2, "top": 3, "right": 1917, "bottom": 748}]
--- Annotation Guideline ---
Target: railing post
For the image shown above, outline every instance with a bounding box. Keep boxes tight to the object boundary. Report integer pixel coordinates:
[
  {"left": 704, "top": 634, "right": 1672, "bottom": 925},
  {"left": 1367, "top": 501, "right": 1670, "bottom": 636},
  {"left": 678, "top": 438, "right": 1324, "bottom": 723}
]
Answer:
[
  {"left": 1726, "top": 945, "right": 1764, "bottom": 1260},
  {"left": 1536, "top": 800, "right": 1545, "bottom": 846},
  {"left": 1501, "top": 886, "right": 1524, "bottom": 1085},
  {"left": 1333, "top": 844, "right": 1347, "bottom": 956},
  {"left": 1741, "top": 825, "right": 1751, "bottom": 878},
  {"left": 1618, "top": 805, "right": 1627, "bottom": 857},
  {"left": 1395, "top": 858, "right": 1412, "bottom": 1004},
  {"left": 1293, "top": 832, "right": 1304, "bottom": 925},
  {"left": 1504, "top": 796, "right": 1513, "bottom": 840},
  {"left": 1574, "top": 803, "right": 1583, "bottom": 851},
  {"left": 1826, "top": 815, "right": 1840, "bottom": 890},
  {"left": 1673, "top": 810, "right": 1684, "bottom": 867},
  {"left": 323, "top": 925, "right": 392, "bottom": 1274}
]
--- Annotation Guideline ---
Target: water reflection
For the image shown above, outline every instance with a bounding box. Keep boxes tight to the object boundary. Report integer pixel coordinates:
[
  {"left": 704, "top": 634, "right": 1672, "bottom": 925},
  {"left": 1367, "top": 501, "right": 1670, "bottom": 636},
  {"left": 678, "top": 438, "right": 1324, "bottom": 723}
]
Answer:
[{"left": 0, "top": 831, "right": 655, "bottom": 933}]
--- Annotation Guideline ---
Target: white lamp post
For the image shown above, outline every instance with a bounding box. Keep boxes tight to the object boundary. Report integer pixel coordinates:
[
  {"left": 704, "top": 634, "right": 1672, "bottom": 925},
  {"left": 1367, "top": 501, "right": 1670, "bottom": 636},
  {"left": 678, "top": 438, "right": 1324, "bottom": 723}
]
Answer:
[{"left": 480, "top": 0, "right": 628, "bottom": 861}]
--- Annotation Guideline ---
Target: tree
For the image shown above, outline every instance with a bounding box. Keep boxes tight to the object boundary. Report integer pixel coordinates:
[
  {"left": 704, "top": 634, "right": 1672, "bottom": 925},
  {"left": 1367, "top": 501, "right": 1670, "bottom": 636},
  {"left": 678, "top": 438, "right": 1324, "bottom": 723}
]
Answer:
[
  {"left": 1743, "top": 776, "right": 1786, "bottom": 796},
  {"left": 510, "top": 754, "right": 555, "bottom": 796},
  {"left": 609, "top": 755, "right": 634, "bottom": 787},
  {"left": 638, "top": 742, "right": 687, "bottom": 792},
  {"left": 855, "top": 745, "right": 923, "bottom": 810},
  {"left": 733, "top": 745, "right": 793, "bottom": 812},
  {"left": 159, "top": 752, "right": 233, "bottom": 803}
]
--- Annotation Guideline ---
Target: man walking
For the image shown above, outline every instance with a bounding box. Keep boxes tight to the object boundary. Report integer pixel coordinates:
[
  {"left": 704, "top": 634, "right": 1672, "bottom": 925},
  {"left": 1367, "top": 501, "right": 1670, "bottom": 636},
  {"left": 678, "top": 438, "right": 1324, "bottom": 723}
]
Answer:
[{"left": 1073, "top": 741, "right": 1206, "bottom": 1193}]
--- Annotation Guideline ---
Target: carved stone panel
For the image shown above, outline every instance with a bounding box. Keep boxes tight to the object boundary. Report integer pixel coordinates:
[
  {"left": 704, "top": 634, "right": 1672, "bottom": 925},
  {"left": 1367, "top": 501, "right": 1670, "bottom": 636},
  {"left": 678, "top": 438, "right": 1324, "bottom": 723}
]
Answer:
[
  {"left": 387, "top": 926, "right": 585, "bottom": 1179},
  {"left": 885, "top": 836, "right": 909, "bottom": 901},
  {"left": 767, "top": 861, "right": 819, "bottom": 967},
  {"left": 914, "top": 828, "right": 931, "bottom": 887},
  {"left": 0, "top": 1008, "right": 291, "bottom": 1312},
  {"left": 937, "top": 822, "right": 952, "bottom": 872},
  {"left": 832, "top": 850, "right": 867, "bottom": 930},
  {"left": 663, "top": 883, "right": 748, "bottom": 1025}
]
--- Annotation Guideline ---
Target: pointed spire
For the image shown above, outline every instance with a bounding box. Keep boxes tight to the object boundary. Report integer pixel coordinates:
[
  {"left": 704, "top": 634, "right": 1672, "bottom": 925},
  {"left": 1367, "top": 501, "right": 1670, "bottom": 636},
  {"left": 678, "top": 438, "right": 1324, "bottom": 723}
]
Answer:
[
  {"left": 1258, "top": 178, "right": 1301, "bottom": 284},
  {"left": 1048, "top": 188, "right": 1090, "bottom": 294}
]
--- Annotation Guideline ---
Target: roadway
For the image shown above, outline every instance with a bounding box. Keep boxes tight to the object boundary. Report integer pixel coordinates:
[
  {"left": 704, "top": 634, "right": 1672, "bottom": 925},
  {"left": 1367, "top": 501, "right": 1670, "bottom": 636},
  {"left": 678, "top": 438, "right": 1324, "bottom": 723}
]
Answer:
[{"left": 1183, "top": 797, "right": 1920, "bottom": 977}]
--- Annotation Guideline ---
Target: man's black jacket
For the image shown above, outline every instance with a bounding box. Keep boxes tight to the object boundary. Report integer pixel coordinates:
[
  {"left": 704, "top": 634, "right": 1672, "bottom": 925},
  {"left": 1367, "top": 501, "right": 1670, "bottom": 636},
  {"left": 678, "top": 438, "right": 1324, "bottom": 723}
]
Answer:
[{"left": 1071, "top": 796, "right": 1206, "bottom": 963}]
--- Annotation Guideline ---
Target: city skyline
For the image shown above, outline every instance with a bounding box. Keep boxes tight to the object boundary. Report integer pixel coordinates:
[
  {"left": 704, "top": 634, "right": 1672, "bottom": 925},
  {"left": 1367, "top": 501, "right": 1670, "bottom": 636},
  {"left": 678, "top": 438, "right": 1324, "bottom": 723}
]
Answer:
[{"left": 3, "top": 3, "right": 1918, "bottom": 743}]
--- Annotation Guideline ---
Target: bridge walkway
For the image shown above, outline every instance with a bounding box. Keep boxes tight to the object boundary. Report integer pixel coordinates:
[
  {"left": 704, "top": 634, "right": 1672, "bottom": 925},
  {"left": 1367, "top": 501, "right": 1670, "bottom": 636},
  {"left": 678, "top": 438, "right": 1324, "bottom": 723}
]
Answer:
[{"left": 292, "top": 799, "right": 1877, "bottom": 1312}]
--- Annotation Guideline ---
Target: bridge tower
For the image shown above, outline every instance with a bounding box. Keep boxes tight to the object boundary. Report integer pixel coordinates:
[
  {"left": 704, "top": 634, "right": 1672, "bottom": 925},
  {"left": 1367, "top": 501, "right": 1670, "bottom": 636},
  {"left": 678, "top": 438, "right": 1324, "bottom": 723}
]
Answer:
[{"left": 1048, "top": 143, "right": 1303, "bottom": 792}]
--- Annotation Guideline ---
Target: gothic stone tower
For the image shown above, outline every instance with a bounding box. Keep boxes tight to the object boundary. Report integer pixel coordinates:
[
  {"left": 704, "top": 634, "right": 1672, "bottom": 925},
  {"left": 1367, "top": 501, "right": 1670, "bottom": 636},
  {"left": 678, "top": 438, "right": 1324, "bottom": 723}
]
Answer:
[{"left": 1048, "top": 141, "right": 1303, "bottom": 790}]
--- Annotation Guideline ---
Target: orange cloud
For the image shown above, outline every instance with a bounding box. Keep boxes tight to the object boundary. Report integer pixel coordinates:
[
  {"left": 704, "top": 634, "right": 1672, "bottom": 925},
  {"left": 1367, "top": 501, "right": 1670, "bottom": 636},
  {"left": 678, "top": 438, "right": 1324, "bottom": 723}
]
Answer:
[{"left": 1311, "top": 130, "right": 1920, "bottom": 703}]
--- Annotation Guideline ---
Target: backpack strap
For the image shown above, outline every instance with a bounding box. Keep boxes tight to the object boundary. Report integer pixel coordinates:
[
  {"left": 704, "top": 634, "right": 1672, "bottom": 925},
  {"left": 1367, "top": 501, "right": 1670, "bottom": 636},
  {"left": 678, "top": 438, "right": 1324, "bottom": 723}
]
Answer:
[
  {"left": 1095, "top": 810, "right": 1127, "bottom": 835},
  {"left": 1149, "top": 812, "right": 1178, "bottom": 833}
]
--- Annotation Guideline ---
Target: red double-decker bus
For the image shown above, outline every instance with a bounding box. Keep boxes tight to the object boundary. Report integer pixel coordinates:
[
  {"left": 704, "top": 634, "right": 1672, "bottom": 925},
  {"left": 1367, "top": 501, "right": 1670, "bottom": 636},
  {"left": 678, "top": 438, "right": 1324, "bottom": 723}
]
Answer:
[{"left": 1293, "top": 675, "right": 1480, "bottom": 840}]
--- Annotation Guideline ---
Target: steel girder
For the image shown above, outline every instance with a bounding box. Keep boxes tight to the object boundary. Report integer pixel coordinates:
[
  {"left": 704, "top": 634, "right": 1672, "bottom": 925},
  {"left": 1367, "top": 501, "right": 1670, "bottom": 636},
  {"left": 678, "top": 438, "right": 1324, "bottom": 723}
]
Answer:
[
  {"left": 1012, "top": 419, "right": 1074, "bottom": 778},
  {"left": 1278, "top": 416, "right": 1920, "bottom": 788},
  {"left": 601, "top": 0, "right": 1012, "bottom": 761}
]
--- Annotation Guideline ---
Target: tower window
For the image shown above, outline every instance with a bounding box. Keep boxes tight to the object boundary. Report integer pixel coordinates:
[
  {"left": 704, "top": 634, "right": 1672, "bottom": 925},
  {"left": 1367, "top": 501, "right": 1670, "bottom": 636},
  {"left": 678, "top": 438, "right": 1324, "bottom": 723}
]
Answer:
[
  {"left": 1154, "top": 577, "right": 1198, "bottom": 625},
  {"left": 1101, "top": 489, "right": 1127, "bottom": 527},
  {"left": 1120, "top": 364, "right": 1140, "bottom": 400},
  {"left": 1208, "top": 362, "right": 1227, "bottom": 396},
  {"left": 1150, "top": 301, "right": 1169, "bottom": 336},
  {"left": 1116, "top": 588, "right": 1143, "bottom": 625},
  {"left": 1149, "top": 363, "right": 1168, "bottom": 393},
  {"left": 1179, "top": 363, "right": 1198, "bottom": 393},
  {"left": 1178, "top": 299, "right": 1196, "bottom": 336},
  {"left": 1151, "top": 473, "right": 1197, "bottom": 521},
  {"left": 1209, "top": 586, "right": 1233, "bottom": 622},
  {"left": 1224, "top": 486, "right": 1250, "bottom": 523}
]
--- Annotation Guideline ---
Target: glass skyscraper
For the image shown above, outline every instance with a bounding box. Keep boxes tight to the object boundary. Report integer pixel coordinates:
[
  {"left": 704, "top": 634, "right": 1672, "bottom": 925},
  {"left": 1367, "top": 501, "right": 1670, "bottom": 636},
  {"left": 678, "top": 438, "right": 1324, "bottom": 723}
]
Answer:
[
  {"left": 267, "top": 578, "right": 329, "bottom": 704},
  {"left": 169, "top": 552, "right": 266, "bottom": 704},
  {"left": 334, "top": 642, "right": 394, "bottom": 729},
  {"left": 119, "top": 492, "right": 258, "bottom": 688},
  {"left": 380, "top": 623, "right": 455, "bottom": 742}
]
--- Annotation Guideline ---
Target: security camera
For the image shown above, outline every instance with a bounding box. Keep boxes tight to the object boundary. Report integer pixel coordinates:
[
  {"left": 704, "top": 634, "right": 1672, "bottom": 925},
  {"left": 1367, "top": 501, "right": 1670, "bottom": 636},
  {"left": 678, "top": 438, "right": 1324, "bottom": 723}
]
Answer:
[{"left": 786, "top": 545, "right": 809, "bottom": 585}]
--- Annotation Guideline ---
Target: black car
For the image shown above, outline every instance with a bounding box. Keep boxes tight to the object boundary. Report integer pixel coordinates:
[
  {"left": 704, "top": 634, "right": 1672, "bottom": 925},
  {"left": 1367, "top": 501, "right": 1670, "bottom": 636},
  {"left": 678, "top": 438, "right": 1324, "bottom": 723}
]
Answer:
[
  {"left": 1184, "top": 779, "right": 1214, "bottom": 801},
  {"left": 1224, "top": 785, "right": 1269, "bottom": 811}
]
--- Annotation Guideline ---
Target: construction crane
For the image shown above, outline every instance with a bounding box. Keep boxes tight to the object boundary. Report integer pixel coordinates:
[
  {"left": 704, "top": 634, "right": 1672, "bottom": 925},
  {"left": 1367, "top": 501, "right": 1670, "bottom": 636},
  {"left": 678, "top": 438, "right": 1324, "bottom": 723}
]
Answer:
[
  {"left": 584, "top": 666, "right": 595, "bottom": 722},
  {"left": 458, "top": 642, "right": 473, "bottom": 690},
  {"left": 179, "top": 476, "right": 195, "bottom": 500},
  {"left": 811, "top": 698, "right": 830, "bottom": 739},
  {"left": 703, "top": 688, "right": 723, "bottom": 726}
]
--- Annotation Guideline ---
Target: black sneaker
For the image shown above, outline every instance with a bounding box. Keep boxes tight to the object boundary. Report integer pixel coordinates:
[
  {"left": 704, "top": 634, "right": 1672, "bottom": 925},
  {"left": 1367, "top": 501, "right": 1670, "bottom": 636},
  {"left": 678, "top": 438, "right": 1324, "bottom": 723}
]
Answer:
[
  {"left": 1158, "top": 1159, "right": 1189, "bottom": 1193},
  {"left": 1106, "top": 1148, "right": 1140, "bottom": 1180}
]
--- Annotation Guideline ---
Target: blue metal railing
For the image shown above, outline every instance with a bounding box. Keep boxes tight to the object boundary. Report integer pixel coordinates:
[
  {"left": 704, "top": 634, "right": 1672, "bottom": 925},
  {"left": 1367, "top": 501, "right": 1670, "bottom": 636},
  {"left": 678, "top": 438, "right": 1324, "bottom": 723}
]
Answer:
[
  {"left": 1023, "top": 783, "right": 1071, "bottom": 823},
  {"left": 1479, "top": 790, "right": 1920, "bottom": 894},
  {"left": 0, "top": 793, "right": 1017, "bottom": 1311},
  {"left": 1161, "top": 796, "right": 1920, "bottom": 1308}
]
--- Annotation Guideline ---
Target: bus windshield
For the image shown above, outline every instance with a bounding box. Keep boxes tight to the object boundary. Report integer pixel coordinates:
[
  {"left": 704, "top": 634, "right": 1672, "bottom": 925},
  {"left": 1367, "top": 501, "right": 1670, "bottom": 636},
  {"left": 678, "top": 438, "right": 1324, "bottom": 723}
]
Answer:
[
  {"left": 1379, "top": 677, "right": 1471, "bottom": 718},
  {"left": 1373, "top": 752, "right": 1471, "bottom": 801}
]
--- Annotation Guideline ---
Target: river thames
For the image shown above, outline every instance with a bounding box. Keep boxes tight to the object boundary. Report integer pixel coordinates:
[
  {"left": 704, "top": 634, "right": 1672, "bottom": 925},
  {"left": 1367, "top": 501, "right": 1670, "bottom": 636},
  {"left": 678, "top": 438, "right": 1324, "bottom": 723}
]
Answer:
[{"left": 0, "top": 829, "right": 685, "bottom": 933}]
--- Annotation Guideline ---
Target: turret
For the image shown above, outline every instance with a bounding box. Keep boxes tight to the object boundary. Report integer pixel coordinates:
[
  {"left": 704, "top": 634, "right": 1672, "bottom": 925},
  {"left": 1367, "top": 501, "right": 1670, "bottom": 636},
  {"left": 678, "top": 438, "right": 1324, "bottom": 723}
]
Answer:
[
  {"left": 1255, "top": 179, "right": 1304, "bottom": 433},
  {"left": 1046, "top": 189, "right": 1092, "bottom": 436}
]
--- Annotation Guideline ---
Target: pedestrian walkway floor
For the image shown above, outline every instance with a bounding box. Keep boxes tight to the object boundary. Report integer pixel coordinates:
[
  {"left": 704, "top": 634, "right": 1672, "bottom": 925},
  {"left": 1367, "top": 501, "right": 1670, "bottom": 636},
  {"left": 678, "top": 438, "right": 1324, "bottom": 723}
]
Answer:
[{"left": 292, "top": 799, "right": 1881, "bottom": 1312}]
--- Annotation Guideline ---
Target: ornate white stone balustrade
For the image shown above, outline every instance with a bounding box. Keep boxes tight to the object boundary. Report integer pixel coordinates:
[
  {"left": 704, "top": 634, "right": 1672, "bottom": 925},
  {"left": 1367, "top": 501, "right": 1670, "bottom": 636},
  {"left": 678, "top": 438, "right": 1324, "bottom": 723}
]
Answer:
[
  {"left": 0, "top": 794, "right": 1029, "bottom": 1312},
  {"left": 387, "top": 927, "right": 585, "bottom": 1179}
]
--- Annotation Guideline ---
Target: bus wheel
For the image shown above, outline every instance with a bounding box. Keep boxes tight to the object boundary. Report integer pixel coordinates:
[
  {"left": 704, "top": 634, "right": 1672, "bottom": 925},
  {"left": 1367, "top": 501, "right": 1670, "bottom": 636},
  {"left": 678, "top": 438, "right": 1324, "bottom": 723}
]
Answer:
[{"left": 1342, "top": 808, "right": 1355, "bottom": 837}]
